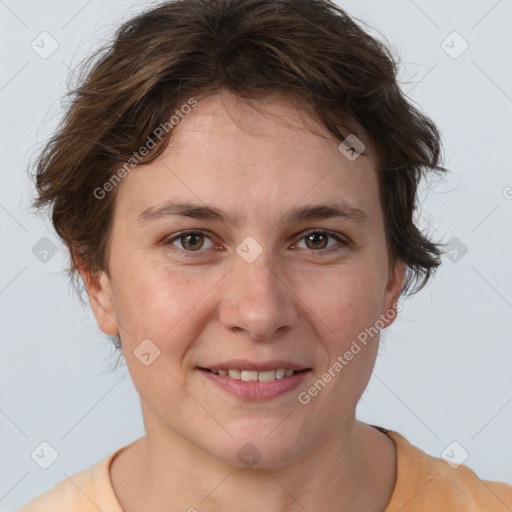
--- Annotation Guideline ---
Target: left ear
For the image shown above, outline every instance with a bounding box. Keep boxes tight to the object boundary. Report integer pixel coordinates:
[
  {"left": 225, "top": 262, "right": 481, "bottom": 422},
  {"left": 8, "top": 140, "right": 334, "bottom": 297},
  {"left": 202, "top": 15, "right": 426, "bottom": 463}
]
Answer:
[
  {"left": 380, "top": 259, "right": 406, "bottom": 328},
  {"left": 76, "top": 256, "right": 119, "bottom": 336}
]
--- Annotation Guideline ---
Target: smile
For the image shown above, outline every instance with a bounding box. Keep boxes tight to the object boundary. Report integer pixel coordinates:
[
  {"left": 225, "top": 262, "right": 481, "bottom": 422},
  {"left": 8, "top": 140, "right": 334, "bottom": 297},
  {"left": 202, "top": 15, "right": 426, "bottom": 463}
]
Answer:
[
  {"left": 206, "top": 368, "right": 298, "bottom": 381},
  {"left": 199, "top": 367, "right": 311, "bottom": 400}
]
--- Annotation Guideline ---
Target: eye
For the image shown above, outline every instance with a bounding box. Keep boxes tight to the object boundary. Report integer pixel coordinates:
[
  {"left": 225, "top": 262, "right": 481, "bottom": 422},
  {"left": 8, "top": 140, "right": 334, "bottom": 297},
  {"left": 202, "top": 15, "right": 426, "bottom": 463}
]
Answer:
[
  {"left": 165, "top": 230, "right": 215, "bottom": 252},
  {"left": 294, "top": 230, "right": 347, "bottom": 253},
  {"left": 163, "top": 228, "right": 348, "bottom": 257}
]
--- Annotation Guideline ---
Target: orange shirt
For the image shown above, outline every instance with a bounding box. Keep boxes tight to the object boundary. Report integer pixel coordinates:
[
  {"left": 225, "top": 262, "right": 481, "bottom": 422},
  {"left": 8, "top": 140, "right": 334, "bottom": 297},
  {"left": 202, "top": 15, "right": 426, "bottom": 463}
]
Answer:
[{"left": 18, "top": 428, "right": 512, "bottom": 511}]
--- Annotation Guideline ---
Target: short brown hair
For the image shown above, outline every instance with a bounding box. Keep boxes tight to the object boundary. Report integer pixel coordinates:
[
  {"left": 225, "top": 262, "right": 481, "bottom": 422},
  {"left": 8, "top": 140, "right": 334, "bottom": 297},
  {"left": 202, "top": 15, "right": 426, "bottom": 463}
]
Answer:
[{"left": 31, "top": 0, "right": 447, "bottom": 303}]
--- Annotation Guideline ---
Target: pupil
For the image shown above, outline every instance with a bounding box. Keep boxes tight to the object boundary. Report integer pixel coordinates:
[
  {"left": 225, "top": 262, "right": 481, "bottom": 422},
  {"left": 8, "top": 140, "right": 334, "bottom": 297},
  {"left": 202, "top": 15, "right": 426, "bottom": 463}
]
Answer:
[
  {"left": 184, "top": 234, "right": 202, "bottom": 250},
  {"left": 308, "top": 233, "right": 327, "bottom": 249}
]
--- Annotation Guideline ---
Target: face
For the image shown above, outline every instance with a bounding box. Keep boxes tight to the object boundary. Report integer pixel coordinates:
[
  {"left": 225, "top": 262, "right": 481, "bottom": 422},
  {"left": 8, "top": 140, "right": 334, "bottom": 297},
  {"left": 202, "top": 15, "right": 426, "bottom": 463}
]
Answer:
[{"left": 85, "top": 90, "right": 404, "bottom": 468}]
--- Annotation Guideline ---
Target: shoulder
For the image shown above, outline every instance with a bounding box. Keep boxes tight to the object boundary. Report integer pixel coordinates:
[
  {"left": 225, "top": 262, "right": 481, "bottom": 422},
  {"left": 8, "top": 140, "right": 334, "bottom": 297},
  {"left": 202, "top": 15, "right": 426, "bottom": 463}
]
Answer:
[
  {"left": 383, "top": 428, "right": 512, "bottom": 512},
  {"left": 17, "top": 468, "right": 96, "bottom": 512},
  {"left": 17, "top": 447, "right": 123, "bottom": 512}
]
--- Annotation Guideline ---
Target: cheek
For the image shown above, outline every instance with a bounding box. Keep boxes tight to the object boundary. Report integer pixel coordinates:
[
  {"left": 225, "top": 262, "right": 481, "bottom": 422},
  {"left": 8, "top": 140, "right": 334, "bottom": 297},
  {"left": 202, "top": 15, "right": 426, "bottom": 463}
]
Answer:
[
  {"left": 293, "top": 264, "right": 384, "bottom": 404},
  {"left": 297, "top": 269, "right": 382, "bottom": 425},
  {"left": 112, "top": 260, "right": 221, "bottom": 358},
  {"left": 111, "top": 265, "right": 217, "bottom": 405},
  {"left": 299, "top": 262, "right": 386, "bottom": 343}
]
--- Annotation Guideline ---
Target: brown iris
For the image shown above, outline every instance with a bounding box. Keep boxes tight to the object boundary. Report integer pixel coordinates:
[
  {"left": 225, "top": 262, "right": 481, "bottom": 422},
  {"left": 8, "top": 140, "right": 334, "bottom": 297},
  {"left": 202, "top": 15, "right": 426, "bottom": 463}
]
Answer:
[
  {"left": 180, "top": 233, "right": 205, "bottom": 251},
  {"left": 304, "top": 232, "right": 328, "bottom": 250}
]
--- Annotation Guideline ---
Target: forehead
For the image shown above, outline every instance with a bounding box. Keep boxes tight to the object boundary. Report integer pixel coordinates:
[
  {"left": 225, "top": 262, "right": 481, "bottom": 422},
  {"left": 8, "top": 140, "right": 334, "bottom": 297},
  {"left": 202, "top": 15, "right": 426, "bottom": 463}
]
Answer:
[
  {"left": 170, "top": 90, "right": 373, "bottom": 159},
  {"left": 113, "top": 91, "right": 381, "bottom": 226}
]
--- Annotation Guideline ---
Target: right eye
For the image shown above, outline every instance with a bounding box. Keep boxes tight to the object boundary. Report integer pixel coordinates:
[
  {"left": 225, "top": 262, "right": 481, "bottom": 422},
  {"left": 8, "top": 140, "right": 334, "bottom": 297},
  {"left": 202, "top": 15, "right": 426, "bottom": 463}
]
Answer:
[{"left": 164, "top": 230, "right": 216, "bottom": 254}]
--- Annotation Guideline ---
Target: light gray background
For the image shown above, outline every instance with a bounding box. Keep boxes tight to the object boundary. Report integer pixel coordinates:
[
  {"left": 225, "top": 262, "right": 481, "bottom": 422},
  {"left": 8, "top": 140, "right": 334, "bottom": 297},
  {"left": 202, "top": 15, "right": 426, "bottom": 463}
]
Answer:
[{"left": 1, "top": 0, "right": 511, "bottom": 508}]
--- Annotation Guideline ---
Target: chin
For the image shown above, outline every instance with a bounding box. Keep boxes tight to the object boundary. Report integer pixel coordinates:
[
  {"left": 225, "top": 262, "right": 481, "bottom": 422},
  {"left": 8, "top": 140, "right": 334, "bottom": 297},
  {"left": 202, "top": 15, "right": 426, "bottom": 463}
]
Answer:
[{"left": 206, "top": 421, "right": 308, "bottom": 469}]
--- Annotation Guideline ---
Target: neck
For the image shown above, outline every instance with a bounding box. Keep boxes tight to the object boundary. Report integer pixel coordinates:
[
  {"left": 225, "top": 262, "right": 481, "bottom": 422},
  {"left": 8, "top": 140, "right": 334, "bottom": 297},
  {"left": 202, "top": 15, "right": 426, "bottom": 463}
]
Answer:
[{"left": 111, "top": 415, "right": 396, "bottom": 512}]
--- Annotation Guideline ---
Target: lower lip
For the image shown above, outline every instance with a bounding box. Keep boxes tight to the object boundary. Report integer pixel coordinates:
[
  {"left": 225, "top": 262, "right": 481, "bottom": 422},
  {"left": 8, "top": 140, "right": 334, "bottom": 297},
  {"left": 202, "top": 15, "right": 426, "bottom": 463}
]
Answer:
[{"left": 199, "top": 369, "right": 310, "bottom": 401}]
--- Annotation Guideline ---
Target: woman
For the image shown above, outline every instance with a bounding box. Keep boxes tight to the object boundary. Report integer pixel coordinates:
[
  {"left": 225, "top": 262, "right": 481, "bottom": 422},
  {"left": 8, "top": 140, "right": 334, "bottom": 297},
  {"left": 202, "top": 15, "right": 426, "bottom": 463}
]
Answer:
[{"left": 20, "top": 0, "right": 512, "bottom": 510}]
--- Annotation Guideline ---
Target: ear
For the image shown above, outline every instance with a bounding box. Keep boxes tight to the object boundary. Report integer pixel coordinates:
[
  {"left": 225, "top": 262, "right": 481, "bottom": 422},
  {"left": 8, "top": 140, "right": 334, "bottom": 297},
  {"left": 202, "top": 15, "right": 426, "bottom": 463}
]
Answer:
[
  {"left": 77, "top": 259, "right": 119, "bottom": 336},
  {"left": 380, "top": 259, "right": 406, "bottom": 328}
]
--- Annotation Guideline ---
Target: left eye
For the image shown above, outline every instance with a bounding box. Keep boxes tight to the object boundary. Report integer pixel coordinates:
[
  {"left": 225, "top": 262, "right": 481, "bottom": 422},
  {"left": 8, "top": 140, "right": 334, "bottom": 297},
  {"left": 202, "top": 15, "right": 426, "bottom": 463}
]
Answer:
[
  {"left": 167, "top": 230, "right": 214, "bottom": 251},
  {"left": 294, "top": 230, "right": 345, "bottom": 251}
]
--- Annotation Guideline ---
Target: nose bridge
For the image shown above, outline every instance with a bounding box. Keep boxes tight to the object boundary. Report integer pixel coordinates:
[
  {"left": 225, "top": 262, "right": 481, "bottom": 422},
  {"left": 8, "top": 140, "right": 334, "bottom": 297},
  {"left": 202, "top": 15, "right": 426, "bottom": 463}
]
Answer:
[
  {"left": 219, "top": 242, "right": 298, "bottom": 339},
  {"left": 236, "top": 248, "right": 277, "bottom": 297},
  {"left": 234, "top": 232, "right": 277, "bottom": 288}
]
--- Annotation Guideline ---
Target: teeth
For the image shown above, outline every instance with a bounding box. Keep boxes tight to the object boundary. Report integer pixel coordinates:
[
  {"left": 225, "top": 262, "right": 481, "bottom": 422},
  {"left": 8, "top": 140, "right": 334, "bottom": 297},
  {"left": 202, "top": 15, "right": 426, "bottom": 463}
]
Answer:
[
  {"left": 209, "top": 368, "right": 299, "bottom": 381},
  {"left": 257, "top": 370, "right": 275, "bottom": 382},
  {"left": 275, "top": 369, "right": 286, "bottom": 379},
  {"left": 227, "top": 369, "right": 241, "bottom": 379},
  {"left": 241, "top": 370, "right": 259, "bottom": 382}
]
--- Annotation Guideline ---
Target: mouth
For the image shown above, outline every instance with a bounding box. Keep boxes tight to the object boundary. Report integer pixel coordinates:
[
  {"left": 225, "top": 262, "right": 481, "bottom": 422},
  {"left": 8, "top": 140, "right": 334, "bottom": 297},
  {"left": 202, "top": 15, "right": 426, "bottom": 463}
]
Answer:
[
  {"left": 197, "top": 363, "right": 312, "bottom": 401},
  {"left": 200, "top": 368, "right": 308, "bottom": 382}
]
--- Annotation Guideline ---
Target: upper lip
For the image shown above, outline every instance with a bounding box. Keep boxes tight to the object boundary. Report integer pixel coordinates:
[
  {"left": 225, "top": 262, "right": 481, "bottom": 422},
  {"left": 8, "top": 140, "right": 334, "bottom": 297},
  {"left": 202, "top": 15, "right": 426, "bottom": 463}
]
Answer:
[{"left": 200, "top": 359, "right": 310, "bottom": 372}]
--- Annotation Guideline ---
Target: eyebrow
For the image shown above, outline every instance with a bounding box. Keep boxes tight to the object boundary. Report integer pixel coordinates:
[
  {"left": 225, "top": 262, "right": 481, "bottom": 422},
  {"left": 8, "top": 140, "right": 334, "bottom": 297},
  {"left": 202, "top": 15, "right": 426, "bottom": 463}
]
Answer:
[{"left": 137, "top": 200, "right": 370, "bottom": 227}]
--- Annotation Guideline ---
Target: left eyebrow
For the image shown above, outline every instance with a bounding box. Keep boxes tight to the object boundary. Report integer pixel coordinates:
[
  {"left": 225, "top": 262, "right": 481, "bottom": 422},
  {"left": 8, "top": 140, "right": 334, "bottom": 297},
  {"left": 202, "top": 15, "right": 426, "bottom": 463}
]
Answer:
[
  {"left": 279, "top": 203, "right": 370, "bottom": 227},
  {"left": 137, "top": 200, "right": 370, "bottom": 228}
]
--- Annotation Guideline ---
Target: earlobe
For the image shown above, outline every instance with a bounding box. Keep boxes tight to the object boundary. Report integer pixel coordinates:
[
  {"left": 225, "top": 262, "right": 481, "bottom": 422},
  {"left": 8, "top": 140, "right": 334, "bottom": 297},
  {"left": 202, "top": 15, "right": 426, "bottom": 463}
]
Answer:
[{"left": 78, "top": 262, "right": 119, "bottom": 336}]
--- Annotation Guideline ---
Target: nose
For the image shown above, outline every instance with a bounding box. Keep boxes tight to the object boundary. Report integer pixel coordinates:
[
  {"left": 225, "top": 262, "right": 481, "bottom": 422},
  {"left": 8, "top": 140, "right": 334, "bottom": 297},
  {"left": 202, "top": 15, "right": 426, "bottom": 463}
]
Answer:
[{"left": 218, "top": 249, "right": 299, "bottom": 341}]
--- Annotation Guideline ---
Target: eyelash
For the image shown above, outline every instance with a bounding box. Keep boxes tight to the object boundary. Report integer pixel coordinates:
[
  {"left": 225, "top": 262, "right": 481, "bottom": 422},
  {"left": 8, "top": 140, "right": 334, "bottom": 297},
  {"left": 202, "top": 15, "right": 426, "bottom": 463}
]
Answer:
[{"left": 162, "top": 229, "right": 349, "bottom": 257}]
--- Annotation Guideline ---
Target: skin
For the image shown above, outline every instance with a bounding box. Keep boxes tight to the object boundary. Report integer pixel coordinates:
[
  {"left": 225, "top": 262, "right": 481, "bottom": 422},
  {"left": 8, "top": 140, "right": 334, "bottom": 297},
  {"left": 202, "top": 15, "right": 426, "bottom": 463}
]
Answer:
[{"left": 81, "top": 90, "right": 405, "bottom": 511}]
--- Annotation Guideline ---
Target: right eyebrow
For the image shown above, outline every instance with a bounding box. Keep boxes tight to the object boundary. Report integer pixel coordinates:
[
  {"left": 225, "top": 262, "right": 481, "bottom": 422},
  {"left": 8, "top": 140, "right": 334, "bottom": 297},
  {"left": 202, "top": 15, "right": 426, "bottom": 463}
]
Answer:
[{"left": 137, "top": 201, "right": 242, "bottom": 225}]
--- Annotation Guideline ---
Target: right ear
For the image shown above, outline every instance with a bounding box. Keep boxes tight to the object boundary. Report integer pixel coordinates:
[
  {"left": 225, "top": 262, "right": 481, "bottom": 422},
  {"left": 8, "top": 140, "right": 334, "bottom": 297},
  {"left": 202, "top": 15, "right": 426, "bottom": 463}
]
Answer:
[{"left": 76, "top": 257, "right": 119, "bottom": 336}]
